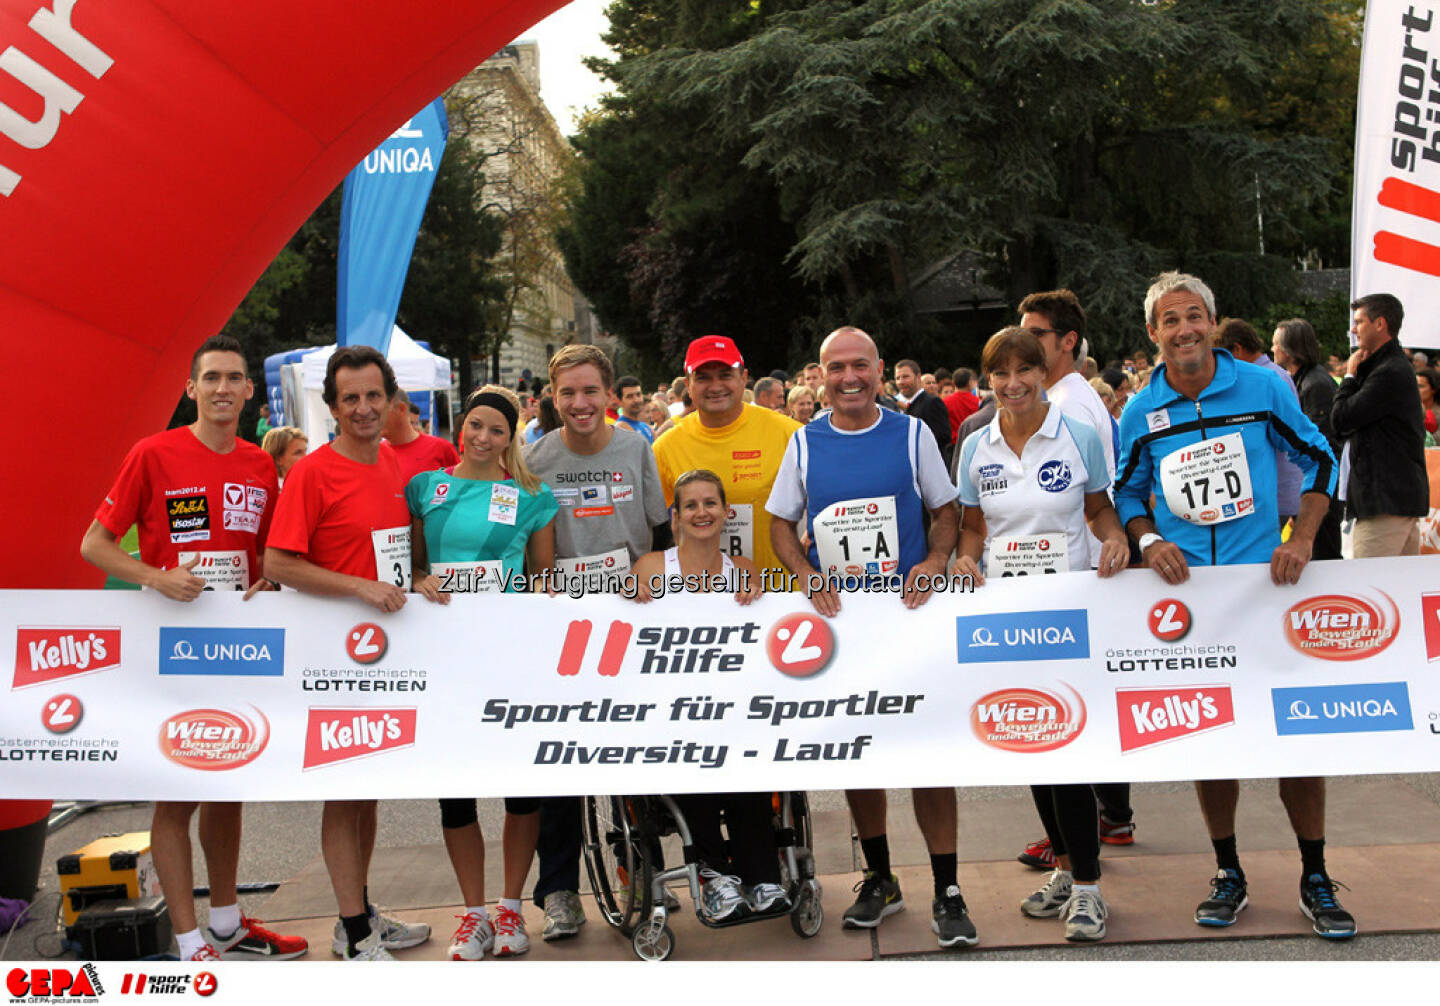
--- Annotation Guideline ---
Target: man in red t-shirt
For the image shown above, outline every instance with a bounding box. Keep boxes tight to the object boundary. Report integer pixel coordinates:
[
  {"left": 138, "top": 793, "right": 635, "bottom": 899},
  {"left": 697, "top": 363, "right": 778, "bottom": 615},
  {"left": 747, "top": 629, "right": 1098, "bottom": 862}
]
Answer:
[
  {"left": 80, "top": 335, "right": 306, "bottom": 962},
  {"left": 382, "top": 387, "right": 458, "bottom": 484},
  {"left": 265, "top": 346, "right": 432, "bottom": 961},
  {"left": 943, "top": 367, "right": 981, "bottom": 442}
]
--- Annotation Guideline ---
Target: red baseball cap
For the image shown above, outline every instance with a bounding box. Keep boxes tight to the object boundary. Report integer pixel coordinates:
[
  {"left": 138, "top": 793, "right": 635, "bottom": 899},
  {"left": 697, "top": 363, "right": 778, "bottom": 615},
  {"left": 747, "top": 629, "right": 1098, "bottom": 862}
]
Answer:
[{"left": 684, "top": 335, "right": 745, "bottom": 374}]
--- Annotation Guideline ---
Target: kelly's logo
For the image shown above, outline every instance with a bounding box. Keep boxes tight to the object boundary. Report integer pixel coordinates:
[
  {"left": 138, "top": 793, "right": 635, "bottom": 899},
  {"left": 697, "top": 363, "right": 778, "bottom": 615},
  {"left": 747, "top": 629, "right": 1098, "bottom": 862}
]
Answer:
[
  {"left": 304, "top": 708, "right": 416, "bottom": 769},
  {"left": 1117, "top": 686, "right": 1234, "bottom": 752},
  {"left": 14, "top": 627, "right": 121, "bottom": 688}
]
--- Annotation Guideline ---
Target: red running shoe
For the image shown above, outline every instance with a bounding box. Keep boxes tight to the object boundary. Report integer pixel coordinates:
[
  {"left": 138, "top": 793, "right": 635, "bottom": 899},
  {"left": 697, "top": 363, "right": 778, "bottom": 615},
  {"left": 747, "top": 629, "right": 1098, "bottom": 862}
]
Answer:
[
  {"left": 1017, "top": 836, "right": 1057, "bottom": 870},
  {"left": 1098, "top": 813, "right": 1136, "bottom": 846},
  {"left": 208, "top": 916, "right": 308, "bottom": 960}
]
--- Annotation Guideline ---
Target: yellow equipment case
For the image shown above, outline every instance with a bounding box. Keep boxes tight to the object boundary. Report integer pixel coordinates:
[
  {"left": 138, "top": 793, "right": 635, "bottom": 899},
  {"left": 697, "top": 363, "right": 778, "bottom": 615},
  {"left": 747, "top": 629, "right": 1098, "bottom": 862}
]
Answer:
[{"left": 56, "top": 831, "right": 160, "bottom": 927}]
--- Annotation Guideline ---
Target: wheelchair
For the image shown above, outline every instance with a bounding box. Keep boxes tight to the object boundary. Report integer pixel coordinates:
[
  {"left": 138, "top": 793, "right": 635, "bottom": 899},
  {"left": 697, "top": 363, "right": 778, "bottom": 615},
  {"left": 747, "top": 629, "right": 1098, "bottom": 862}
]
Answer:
[{"left": 581, "top": 792, "right": 824, "bottom": 961}]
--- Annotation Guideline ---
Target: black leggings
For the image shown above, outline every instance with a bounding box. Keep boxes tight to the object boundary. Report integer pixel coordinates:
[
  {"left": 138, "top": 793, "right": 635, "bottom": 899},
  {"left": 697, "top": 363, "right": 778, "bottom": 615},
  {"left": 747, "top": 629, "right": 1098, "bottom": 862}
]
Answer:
[
  {"left": 438, "top": 797, "right": 540, "bottom": 829},
  {"left": 1030, "top": 784, "right": 1100, "bottom": 882},
  {"left": 672, "top": 792, "right": 780, "bottom": 885}
]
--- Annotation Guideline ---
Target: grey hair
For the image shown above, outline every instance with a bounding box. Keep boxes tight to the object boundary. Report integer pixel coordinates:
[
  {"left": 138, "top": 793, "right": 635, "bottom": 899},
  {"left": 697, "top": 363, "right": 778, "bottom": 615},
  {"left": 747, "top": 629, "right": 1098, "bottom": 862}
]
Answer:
[{"left": 1144, "top": 271, "right": 1216, "bottom": 328}]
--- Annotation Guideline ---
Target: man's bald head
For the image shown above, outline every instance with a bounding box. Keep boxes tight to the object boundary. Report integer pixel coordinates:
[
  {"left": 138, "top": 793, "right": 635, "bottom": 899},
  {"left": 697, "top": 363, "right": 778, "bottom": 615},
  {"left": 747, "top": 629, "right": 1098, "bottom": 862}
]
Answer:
[{"left": 820, "top": 326, "right": 878, "bottom": 364}]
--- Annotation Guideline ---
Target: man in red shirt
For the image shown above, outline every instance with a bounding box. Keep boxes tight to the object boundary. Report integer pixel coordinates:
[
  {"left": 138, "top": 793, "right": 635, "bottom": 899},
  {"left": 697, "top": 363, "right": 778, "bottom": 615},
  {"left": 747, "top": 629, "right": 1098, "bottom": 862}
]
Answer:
[
  {"left": 382, "top": 388, "right": 458, "bottom": 483},
  {"left": 80, "top": 335, "right": 306, "bottom": 962},
  {"left": 943, "top": 367, "right": 980, "bottom": 442},
  {"left": 265, "top": 346, "right": 432, "bottom": 961}
]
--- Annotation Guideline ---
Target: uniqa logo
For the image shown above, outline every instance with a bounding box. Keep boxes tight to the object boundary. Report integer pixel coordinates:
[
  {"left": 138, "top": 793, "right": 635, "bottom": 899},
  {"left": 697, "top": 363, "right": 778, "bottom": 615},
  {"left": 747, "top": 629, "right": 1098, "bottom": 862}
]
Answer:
[
  {"left": 158, "top": 708, "right": 269, "bottom": 771},
  {"left": 1283, "top": 591, "right": 1398, "bottom": 661},
  {"left": 969, "top": 684, "right": 1086, "bottom": 752}
]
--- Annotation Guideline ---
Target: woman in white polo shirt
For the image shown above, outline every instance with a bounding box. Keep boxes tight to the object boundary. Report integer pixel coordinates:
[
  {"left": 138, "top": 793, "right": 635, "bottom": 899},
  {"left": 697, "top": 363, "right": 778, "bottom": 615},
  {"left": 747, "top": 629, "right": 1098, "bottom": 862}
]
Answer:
[{"left": 952, "top": 326, "right": 1128, "bottom": 943}]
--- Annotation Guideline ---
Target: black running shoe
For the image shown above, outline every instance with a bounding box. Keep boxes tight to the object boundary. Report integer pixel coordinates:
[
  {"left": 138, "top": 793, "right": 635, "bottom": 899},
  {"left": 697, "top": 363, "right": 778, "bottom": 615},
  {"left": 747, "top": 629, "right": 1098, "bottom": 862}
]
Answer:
[
  {"left": 932, "top": 885, "right": 979, "bottom": 948},
  {"left": 1300, "top": 873, "right": 1357, "bottom": 940},
  {"left": 1194, "top": 868, "right": 1248, "bottom": 927},
  {"left": 841, "top": 870, "right": 903, "bottom": 929}
]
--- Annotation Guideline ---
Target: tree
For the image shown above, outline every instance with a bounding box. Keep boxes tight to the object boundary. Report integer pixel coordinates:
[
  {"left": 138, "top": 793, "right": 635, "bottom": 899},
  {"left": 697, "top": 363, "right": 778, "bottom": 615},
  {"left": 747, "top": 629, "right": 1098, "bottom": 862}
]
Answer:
[{"left": 564, "top": 0, "right": 1363, "bottom": 366}]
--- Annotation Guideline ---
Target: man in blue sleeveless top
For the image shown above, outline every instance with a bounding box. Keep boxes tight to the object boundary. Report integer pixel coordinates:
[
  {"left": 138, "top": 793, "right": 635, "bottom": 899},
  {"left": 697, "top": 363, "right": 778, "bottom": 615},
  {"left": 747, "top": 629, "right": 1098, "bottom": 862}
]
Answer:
[{"left": 766, "top": 326, "right": 977, "bottom": 949}]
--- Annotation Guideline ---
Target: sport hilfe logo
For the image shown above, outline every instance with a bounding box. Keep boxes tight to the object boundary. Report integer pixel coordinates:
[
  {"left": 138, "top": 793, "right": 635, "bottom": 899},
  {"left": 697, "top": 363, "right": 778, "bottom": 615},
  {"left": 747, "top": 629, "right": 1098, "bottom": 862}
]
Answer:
[
  {"left": 1117, "top": 685, "right": 1234, "bottom": 752},
  {"left": 14, "top": 627, "right": 121, "bottom": 689},
  {"left": 303, "top": 708, "right": 416, "bottom": 769},
  {"left": 346, "top": 623, "right": 387, "bottom": 664},
  {"left": 159, "top": 707, "right": 269, "bottom": 771},
  {"left": 42, "top": 694, "right": 83, "bottom": 735},
  {"left": 555, "top": 618, "right": 802, "bottom": 676},
  {"left": 1283, "top": 591, "right": 1398, "bottom": 661},
  {"left": 117, "top": 972, "right": 217, "bottom": 996},
  {"left": 970, "top": 684, "right": 1086, "bottom": 752},
  {"left": 1272, "top": 682, "right": 1413, "bottom": 736}
]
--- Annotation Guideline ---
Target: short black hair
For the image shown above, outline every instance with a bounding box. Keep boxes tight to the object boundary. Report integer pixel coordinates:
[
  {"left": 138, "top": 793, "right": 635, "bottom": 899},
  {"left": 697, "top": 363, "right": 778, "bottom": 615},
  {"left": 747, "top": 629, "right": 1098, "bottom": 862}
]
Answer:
[
  {"left": 616, "top": 375, "right": 642, "bottom": 395},
  {"left": 190, "top": 334, "right": 247, "bottom": 379},
  {"left": 1018, "top": 289, "right": 1086, "bottom": 360},
  {"left": 1351, "top": 293, "right": 1404, "bottom": 338},
  {"left": 408, "top": 402, "right": 420, "bottom": 416},
  {"left": 322, "top": 345, "right": 397, "bottom": 406}
]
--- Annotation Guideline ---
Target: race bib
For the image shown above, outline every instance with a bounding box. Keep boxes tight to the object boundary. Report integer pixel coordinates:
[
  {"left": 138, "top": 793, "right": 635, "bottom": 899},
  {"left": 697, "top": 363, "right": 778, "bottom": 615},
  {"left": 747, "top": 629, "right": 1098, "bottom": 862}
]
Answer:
[
  {"left": 1159, "top": 432, "right": 1255, "bottom": 526},
  {"left": 371, "top": 526, "right": 412, "bottom": 590},
  {"left": 721, "top": 503, "right": 753, "bottom": 559},
  {"left": 177, "top": 550, "right": 249, "bottom": 591},
  {"left": 812, "top": 495, "right": 900, "bottom": 577},
  {"left": 488, "top": 483, "right": 520, "bottom": 526},
  {"left": 987, "top": 534, "right": 1069, "bottom": 577},
  {"left": 432, "top": 560, "right": 505, "bottom": 594},
  {"left": 555, "top": 548, "right": 632, "bottom": 592}
]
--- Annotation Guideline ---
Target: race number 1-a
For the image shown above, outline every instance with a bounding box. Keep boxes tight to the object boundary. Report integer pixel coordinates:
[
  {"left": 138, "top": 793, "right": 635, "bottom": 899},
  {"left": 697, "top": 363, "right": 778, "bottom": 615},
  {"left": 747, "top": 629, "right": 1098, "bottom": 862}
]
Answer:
[{"left": 812, "top": 495, "right": 900, "bottom": 576}]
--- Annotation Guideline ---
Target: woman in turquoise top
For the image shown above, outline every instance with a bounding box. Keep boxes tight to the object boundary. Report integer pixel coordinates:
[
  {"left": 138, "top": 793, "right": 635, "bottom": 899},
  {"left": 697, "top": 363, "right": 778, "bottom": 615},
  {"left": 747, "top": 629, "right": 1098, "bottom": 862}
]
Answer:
[{"left": 405, "top": 384, "right": 558, "bottom": 960}]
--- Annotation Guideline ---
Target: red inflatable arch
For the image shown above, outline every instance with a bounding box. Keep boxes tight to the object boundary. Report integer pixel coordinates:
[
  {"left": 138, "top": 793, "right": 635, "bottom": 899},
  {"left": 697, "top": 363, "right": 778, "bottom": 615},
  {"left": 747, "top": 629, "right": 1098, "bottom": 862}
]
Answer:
[{"left": 0, "top": 0, "right": 567, "bottom": 588}]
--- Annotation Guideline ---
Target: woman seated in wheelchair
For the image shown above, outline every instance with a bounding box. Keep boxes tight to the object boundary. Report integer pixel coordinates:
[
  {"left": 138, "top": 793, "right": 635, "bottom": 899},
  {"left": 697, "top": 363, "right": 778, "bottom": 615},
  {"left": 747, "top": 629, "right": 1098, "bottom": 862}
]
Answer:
[{"left": 631, "top": 469, "right": 786, "bottom": 921}]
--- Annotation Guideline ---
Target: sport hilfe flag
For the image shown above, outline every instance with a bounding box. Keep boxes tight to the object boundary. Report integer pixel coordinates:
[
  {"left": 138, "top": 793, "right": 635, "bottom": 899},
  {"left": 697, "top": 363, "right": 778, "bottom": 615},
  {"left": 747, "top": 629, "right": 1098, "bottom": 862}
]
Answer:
[
  {"left": 337, "top": 95, "right": 448, "bottom": 355},
  {"left": 1352, "top": 0, "right": 1440, "bottom": 347}
]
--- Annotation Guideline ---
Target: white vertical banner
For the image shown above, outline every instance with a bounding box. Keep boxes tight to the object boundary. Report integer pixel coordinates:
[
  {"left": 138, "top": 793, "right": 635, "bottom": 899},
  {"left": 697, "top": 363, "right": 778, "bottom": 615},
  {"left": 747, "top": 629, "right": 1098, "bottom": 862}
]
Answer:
[{"left": 1353, "top": 0, "right": 1440, "bottom": 347}]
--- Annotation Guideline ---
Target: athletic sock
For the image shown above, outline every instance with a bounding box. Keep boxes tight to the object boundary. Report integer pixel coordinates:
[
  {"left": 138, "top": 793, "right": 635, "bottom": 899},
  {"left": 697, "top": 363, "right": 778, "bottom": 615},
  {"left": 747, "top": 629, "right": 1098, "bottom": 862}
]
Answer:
[
  {"left": 465, "top": 905, "right": 489, "bottom": 919},
  {"left": 500, "top": 898, "right": 522, "bottom": 915},
  {"left": 859, "top": 834, "right": 891, "bottom": 880},
  {"left": 362, "top": 885, "right": 374, "bottom": 916},
  {"left": 341, "top": 912, "right": 371, "bottom": 954},
  {"left": 175, "top": 928, "right": 207, "bottom": 960},
  {"left": 207, "top": 903, "right": 241, "bottom": 939},
  {"left": 1298, "top": 837, "right": 1327, "bottom": 878},
  {"left": 1211, "top": 835, "right": 1242, "bottom": 876},
  {"left": 1072, "top": 883, "right": 1100, "bottom": 896},
  {"left": 930, "top": 853, "right": 958, "bottom": 897}
]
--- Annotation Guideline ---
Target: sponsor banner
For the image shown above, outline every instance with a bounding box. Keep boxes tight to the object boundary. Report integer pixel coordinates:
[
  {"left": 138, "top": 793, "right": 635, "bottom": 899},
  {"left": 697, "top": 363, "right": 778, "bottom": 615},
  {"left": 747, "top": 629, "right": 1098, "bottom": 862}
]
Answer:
[
  {"left": 1, "top": 557, "right": 1438, "bottom": 799},
  {"left": 1352, "top": 2, "right": 1440, "bottom": 342}
]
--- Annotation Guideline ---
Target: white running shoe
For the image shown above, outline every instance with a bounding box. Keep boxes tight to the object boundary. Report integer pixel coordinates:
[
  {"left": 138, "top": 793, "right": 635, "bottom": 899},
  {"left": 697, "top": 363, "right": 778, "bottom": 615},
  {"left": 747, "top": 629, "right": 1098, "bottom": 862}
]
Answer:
[
  {"left": 493, "top": 906, "right": 529, "bottom": 957},
  {"left": 1021, "top": 869, "right": 1074, "bottom": 918},
  {"left": 1062, "top": 889, "right": 1108, "bottom": 942},
  {"left": 448, "top": 911, "right": 495, "bottom": 961}
]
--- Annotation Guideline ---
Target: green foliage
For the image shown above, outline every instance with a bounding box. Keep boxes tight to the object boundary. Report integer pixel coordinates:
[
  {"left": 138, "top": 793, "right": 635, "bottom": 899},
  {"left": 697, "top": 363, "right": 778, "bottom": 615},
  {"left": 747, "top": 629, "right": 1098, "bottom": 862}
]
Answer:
[{"left": 562, "top": 0, "right": 1363, "bottom": 367}]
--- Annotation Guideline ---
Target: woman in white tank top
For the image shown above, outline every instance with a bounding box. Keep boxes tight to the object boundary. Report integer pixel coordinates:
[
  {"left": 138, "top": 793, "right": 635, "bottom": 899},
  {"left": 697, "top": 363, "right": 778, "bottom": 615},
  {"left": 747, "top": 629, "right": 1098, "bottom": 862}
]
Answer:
[{"left": 629, "top": 470, "right": 783, "bottom": 923}]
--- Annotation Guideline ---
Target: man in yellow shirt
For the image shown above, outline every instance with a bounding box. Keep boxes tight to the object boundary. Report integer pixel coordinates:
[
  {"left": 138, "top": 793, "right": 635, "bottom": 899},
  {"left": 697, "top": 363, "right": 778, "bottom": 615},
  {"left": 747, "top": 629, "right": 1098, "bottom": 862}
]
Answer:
[{"left": 653, "top": 335, "right": 801, "bottom": 584}]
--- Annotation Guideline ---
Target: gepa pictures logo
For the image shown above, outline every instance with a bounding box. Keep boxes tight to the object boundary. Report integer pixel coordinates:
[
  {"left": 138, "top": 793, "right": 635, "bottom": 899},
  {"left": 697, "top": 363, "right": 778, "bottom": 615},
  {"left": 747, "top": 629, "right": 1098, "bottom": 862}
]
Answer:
[{"left": 6, "top": 965, "right": 103, "bottom": 999}]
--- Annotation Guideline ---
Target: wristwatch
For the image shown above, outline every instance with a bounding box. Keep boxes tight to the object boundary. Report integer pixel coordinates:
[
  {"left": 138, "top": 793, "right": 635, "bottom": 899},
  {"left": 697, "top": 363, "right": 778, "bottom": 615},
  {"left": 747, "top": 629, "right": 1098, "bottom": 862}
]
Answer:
[{"left": 1137, "top": 532, "right": 1164, "bottom": 553}]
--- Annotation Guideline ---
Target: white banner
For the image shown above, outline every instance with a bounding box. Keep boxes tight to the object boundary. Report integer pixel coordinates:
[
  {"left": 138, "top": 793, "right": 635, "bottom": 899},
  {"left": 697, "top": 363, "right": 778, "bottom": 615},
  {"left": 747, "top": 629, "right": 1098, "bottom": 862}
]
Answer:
[
  {"left": 1353, "top": 0, "right": 1440, "bottom": 346},
  {"left": 3, "top": 557, "right": 1439, "bottom": 800}
]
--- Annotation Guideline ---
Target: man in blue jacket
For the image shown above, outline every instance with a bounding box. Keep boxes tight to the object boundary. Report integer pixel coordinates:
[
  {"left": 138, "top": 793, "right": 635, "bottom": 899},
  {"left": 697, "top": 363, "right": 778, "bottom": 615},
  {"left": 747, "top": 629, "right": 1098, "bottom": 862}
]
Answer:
[{"left": 1114, "top": 271, "right": 1351, "bottom": 940}]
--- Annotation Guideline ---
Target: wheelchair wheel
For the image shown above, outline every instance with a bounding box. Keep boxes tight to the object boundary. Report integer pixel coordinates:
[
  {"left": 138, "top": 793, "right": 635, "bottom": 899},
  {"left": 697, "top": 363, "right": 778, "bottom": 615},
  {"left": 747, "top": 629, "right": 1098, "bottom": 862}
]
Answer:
[
  {"left": 789, "top": 792, "right": 815, "bottom": 879},
  {"left": 790, "top": 879, "right": 823, "bottom": 938},
  {"left": 581, "top": 795, "right": 652, "bottom": 935},
  {"left": 632, "top": 917, "right": 674, "bottom": 961}
]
